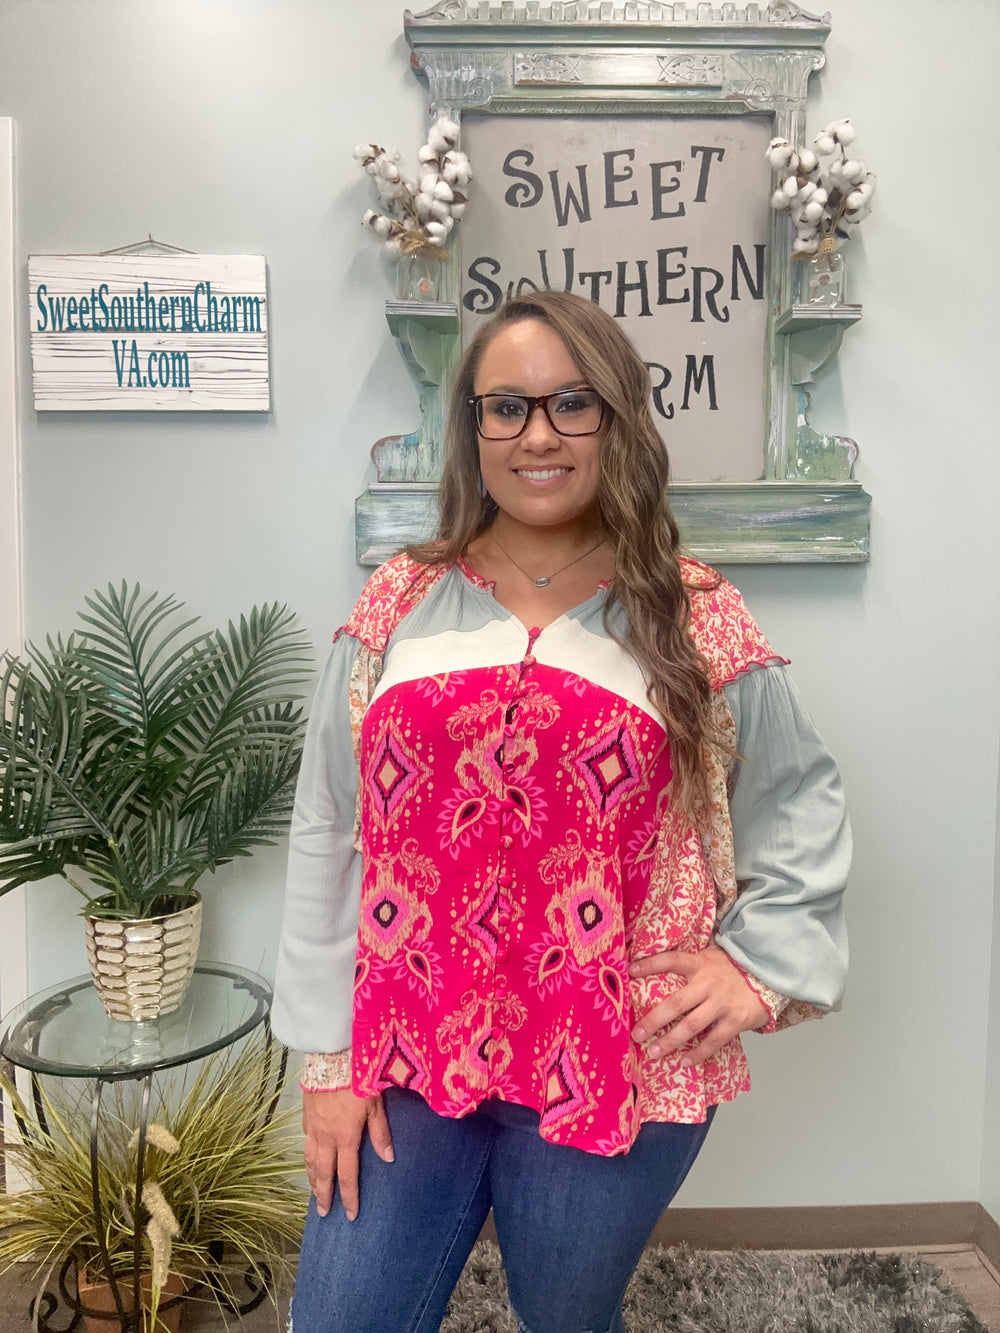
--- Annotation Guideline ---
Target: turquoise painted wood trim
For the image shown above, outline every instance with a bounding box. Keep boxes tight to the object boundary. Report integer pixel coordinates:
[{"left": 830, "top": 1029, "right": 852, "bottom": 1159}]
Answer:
[
  {"left": 404, "top": 2, "right": 832, "bottom": 49},
  {"left": 355, "top": 479, "right": 871, "bottom": 566}
]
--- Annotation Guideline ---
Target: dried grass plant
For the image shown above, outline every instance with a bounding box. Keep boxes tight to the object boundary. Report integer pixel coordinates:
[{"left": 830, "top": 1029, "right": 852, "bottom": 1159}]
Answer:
[{"left": 0, "top": 1033, "right": 305, "bottom": 1324}]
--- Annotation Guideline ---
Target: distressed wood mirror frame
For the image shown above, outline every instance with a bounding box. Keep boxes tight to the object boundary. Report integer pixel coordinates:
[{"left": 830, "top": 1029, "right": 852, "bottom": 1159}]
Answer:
[{"left": 356, "top": 0, "right": 872, "bottom": 566}]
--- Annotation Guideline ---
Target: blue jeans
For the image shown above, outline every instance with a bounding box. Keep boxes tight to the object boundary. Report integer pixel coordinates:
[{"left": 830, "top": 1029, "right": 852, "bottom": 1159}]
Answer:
[{"left": 290, "top": 1090, "right": 714, "bottom": 1333}]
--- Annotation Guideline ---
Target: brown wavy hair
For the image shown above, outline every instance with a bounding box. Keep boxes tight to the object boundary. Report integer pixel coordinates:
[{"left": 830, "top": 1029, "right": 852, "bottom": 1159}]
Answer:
[{"left": 409, "top": 290, "right": 721, "bottom": 803}]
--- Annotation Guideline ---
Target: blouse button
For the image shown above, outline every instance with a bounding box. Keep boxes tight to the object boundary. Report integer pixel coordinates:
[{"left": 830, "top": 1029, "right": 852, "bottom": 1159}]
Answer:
[
  {"left": 498, "top": 873, "right": 512, "bottom": 888},
  {"left": 500, "top": 797, "right": 514, "bottom": 811},
  {"left": 523, "top": 654, "right": 537, "bottom": 668}
]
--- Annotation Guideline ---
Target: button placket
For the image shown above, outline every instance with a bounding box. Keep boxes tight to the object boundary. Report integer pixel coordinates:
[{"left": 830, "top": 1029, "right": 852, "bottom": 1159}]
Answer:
[{"left": 489, "top": 627, "right": 543, "bottom": 1061}]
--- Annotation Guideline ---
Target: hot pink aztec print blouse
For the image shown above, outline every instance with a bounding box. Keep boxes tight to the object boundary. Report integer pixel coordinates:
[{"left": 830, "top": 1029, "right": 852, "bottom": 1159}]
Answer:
[{"left": 274, "top": 555, "right": 851, "bottom": 1157}]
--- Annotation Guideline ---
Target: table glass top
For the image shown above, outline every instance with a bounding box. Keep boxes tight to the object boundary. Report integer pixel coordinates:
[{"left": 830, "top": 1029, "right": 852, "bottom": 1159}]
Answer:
[{"left": 0, "top": 962, "right": 272, "bottom": 1079}]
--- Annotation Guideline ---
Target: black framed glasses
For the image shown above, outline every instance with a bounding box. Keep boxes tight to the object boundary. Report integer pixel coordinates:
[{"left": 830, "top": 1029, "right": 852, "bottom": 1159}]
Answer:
[{"left": 468, "top": 388, "right": 606, "bottom": 440}]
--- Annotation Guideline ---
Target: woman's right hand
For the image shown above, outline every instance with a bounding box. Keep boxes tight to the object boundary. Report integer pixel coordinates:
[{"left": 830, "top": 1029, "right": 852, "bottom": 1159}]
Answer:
[{"left": 302, "top": 1088, "right": 394, "bottom": 1221}]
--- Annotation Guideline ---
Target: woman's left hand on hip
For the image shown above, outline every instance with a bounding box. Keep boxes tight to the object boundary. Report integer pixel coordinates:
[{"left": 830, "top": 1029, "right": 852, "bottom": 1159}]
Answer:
[{"left": 628, "top": 942, "right": 769, "bottom": 1067}]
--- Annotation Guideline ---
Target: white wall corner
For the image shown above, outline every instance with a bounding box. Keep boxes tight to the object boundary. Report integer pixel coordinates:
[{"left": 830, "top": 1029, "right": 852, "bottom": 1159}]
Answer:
[{"left": 0, "top": 116, "right": 28, "bottom": 1020}]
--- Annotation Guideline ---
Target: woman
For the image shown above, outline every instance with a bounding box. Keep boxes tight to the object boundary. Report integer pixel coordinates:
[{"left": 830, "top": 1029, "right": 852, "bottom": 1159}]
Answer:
[{"left": 273, "top": 290, "right": 849, "bottom": 1333}]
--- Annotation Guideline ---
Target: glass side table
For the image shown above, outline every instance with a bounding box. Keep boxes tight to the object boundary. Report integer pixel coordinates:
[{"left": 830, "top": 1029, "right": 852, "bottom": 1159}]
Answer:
[{"left": 0, "top": 961, "right": 286, "bottom": 1332}]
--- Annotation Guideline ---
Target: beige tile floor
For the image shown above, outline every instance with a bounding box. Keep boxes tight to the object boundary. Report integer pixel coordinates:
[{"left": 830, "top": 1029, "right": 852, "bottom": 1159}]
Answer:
[{"left": 1, "top": 1245, "right": 997, "bottom": 1331}]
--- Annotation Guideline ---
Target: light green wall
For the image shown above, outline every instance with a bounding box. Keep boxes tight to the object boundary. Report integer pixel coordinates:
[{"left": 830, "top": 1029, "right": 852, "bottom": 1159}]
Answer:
[{"left": 3, "top": 0, "right": 999, "bottom": 1211}]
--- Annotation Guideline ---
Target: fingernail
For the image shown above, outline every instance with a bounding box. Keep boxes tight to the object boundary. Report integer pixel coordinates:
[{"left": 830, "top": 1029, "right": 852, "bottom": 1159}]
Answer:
[
  {"left": 632, "top": 1027, "right": 646, "bottom": 1041},
  {"left": 628, "top": 963, "right": 640, "bottom": 976},
  {"left": 347, "top": 1210, "right": 358, "bottom": 1223},
  {"left": 317, "top": 1206, "right": 328, "bottom": 1218},
  {"left": 649, "top": 1044, "right": 661, "bottom": 1058},
  {"left": 384, "top": 1147, "right": 395, "bottom": 1163},
  {"left": 680, "top": 1057, "right": 692, "bottom": 1068}
]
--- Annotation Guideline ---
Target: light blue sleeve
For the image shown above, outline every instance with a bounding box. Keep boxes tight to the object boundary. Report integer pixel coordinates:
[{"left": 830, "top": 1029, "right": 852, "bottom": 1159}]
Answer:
[
  {"left": 271, "top": 635, "right": 363, "bottom": 1053},
  {"left": 714, "top": 664, "right": 850, "bottom": 1012}
]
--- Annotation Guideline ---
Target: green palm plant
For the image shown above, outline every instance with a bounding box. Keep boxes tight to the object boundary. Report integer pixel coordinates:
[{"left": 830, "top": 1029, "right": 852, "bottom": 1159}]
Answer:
[{"left": 0, "top": 583, "right": 312, "bottom": 919}]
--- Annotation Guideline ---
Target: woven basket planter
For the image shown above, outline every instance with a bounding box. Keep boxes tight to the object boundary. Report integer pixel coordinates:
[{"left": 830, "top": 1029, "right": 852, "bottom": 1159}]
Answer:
[{"left": 83, "top": 894, "right": 202, "bottom": 1022}]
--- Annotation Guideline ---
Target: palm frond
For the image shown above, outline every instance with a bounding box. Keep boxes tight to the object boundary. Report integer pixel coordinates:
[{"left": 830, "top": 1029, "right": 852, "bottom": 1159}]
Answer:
[
  {"left": 0, "top": 655, "right": 134, "bottom": 893},
  {"left": 71, "top": 582, "right": 210, "bottom": 755},
  {"left": 201, "top": 738, "right": 302, "bottom": 867},
  {"left": 171, "top": 604, "right": 311, "bottom": 807},
  {"left": 82, "top": 804, "right": 206, "bottom": 918}
]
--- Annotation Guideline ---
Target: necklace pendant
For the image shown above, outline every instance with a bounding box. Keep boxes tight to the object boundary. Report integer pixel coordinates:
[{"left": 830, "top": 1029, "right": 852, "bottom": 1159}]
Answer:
[{"left": 533, "top": 576, "right": 551, "bottom": 587}]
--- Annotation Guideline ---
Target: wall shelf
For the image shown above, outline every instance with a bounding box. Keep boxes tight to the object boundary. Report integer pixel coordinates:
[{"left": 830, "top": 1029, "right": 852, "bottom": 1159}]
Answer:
[{"left": 775, "top": 303, "right": 863, "bottom": 336}]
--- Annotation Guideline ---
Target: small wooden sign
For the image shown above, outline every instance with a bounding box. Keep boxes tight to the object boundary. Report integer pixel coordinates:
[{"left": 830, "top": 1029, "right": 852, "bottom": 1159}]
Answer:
[{"left": 28, "top": 253, "right": 269, "bottom": 411}]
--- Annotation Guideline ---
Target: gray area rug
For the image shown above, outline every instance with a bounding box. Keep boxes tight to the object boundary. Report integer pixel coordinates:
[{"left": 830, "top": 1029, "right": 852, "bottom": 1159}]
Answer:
[{"left": 441, "top": 1241, "right": 989, "bottom": 1333}]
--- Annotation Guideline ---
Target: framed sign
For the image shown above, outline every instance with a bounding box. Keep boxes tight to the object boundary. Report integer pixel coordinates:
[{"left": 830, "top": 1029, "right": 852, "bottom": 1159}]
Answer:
[
  {"left": 29, "top": 252, "right": 269, "bottom": 411},
  {"left": 460, "top": 112, "right": 772, "bottom": 483},
  {"left": 356, "top": 1, "right": 871, "bottom": 564}
]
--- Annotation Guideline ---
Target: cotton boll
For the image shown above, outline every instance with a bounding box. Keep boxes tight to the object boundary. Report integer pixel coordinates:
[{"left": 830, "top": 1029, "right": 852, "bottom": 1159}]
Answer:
[
  {"left": 771, "top": 188, "right": 792, "bottom": 210},
  {"left": 372, "top": 216, "right": 393, "bottom": 238},
  {"left": 428, "top": 198, "right": 451, "bottom": 221},
  {"left": 765, "top": 138, "right": 794, "bottom": 170},
  {"left": 425, "top": 221, "right": 448, "bottom": 243},
  {"left": 813, "top": 132, "right": 836, "bottom": 156},
  {"left": 384, "top": 238, "right": 402, "bottom": 255},
  {"left": 782, "top": 175, "right": 799, "bottom": 198},
  {"left": 830, "top": 119, "right": 856, "bottom": 146},
  {"left": 433, "top": 180, "right": 454, "bottom": 202},
  {"left": 443, "top": 159, "right": 471, "bottom": 187},
  {"left": 418, "top": 145, "right": 438, "bottom": 164},
  {"left": 363, "top": 209, "right": 376, "bottom": 225},
  {"left": 415, "top": 193, "right": 434, "bottom": 220},
  {"left": 798, "top": 148, "right": 819, "bottom": 175},
  {"left": 434, "top": 117, "right": 460, "bottom": 144},
  {"left": 450, "top": 202, "right": 466, "bottom": 219},
  {"left": 803, "top": 200, "right": 825, "bottom": 222},
  {"left": 428, "top": 119, "right": 459, "bottom": 153}
]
